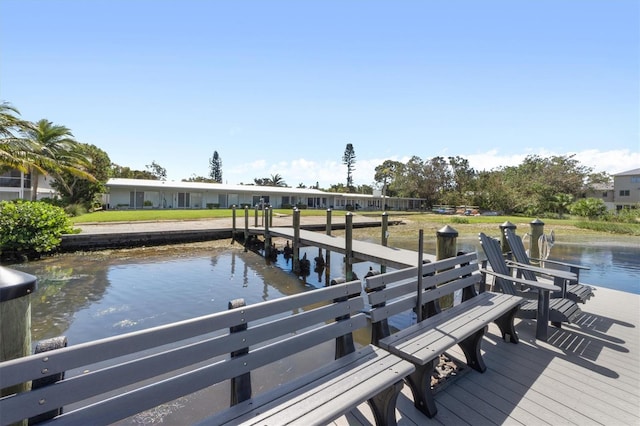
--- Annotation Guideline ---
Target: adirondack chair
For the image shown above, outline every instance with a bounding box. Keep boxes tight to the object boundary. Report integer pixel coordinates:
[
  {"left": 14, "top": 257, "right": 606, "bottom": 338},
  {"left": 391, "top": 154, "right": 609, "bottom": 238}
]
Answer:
[
  {"left": 504, "top": 228, "right": 595, "bottom": 304},
  {"left": 479, "top": 232, "right": 582, "bottom": 341}
]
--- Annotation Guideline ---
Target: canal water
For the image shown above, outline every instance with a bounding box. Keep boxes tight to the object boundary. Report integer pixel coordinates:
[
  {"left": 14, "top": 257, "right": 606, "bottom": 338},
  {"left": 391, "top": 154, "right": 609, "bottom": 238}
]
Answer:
[{"left": 7, "top": 234, "right": 638, "bottom": 347}]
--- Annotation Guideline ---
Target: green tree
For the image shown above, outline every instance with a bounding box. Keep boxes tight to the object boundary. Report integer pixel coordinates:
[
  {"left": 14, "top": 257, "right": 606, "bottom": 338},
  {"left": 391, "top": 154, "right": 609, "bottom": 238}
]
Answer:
[
  {"left": 146, "top": 161, "right": 167, "bottom": 181},
  {"left": 374, "top": 160, "right": 403, "bottom": 198},
  {"left": 23, "top": 119, "right": 94, "bottom": 201},
  {"left": 50, "top": 144, "right": 110, "bottom": 207},
  {"left": 209, "top": 150, "right": 223, "bottom": 183},
  {"left": 254, "top": 174, "right": 287, "bottom": 187},
  {"left": 342, "top": 143, "right": 356, "bottom": 191}
]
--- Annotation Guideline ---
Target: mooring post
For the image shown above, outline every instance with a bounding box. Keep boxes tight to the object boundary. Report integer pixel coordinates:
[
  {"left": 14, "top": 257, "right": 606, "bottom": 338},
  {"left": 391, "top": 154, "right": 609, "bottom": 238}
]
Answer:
[
  {"left": 436, "top": 225, "right": 459, "bottom": 310},
  {"left": 330, "top": 277, "right": 356, "bottom": 358},
  {"left": 500, "top": 221, "right": 517, "bottom": 254},
  {"left": 244, "top": 206, "right": 249, "bottom": 252},
  {"left": 264, "top": 207, "right": 271, "bottom": 256},
  {"left": 416, "top": 229, "right": 424, "bottom": 322},
  {"left": 381, "top": 212, "right": 389, "bottom": 273},
  {"left": 254, "top": 205, "right": 259, "bottom": 228},
  {"left": 0, "top": 267, "right": 37, "bottom": 406},
  {"left": 293, "top": 208, "right": 301, "bottom": 274},
  {"left": 231, "top": 205, "right": 237, "bottom": 243},
  {"left": 529, "top": 219, "right": 545, "bottom": 264},
  {"left": 228, "top": 298, "right": 251, "bottom": 405},
  {"left": 325, "top": 208, "right": 332, "bottom": 286},
  {"left": 345, "top": 212, "right": 353, "bottom": 281},
  {"left": 269, "top": 206, "right": 273, "bottom": 228}
]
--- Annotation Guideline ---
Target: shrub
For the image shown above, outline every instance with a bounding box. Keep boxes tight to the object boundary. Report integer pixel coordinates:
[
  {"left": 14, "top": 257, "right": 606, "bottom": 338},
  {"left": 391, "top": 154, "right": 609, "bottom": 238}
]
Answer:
[
  {"left": 64, "top": 203, "right": 88, "bottom": 217},
  {"left": 451, "top": 217, "right": 469, "bottom": 224},
  {"left": 0, "top": 200, "right": 75, "bottom": 259}
]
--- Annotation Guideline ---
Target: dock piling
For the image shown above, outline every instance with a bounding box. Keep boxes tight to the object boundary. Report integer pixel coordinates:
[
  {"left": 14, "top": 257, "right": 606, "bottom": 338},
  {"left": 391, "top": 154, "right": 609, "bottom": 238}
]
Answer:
[
  {"left": 345, "top": 212, "right": 353, "bottom": 281},
  {"left": 529, "top": 219, "right": 545, "bottom": 264},
  {"left": 500, "top": 221, "right": 517, "bottom": 254}
]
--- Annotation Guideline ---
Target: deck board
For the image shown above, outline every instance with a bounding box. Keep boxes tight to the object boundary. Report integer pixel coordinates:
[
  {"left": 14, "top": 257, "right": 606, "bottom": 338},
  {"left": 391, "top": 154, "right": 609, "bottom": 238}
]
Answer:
[
  {"left": 345, "top": 286, "right": 640, "bottom": 425},
  {"left": 250, "top": 226, "right": 437, "bottom": 268}
]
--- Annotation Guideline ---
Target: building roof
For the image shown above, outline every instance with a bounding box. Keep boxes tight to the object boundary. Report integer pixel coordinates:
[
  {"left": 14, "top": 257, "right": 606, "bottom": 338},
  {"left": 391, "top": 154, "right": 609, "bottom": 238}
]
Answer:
[
  {"left": 613, "top": 168, "right": 640, "bottom": 176},
  {"left": 106, "top": 178, "right": 334, "bottom": 196}
]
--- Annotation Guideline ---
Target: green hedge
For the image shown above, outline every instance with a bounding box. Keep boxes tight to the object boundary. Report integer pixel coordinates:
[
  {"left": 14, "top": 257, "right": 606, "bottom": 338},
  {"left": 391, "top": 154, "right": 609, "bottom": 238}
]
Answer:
[{"left": 0, "top": 200, "right": 75, "bottom": 259}]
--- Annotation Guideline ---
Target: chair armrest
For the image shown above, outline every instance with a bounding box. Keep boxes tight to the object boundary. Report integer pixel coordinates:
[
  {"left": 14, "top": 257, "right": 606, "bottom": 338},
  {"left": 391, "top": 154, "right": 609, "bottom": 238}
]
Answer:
[
  {"left": 505, "top": 260, "right": 577, "bottom": 281},
  {"left": 529, "top": 257, "right": 590, "bottom": 271},
  {"left": 479, "top": 268, "right": 561, "bottom": 292}
]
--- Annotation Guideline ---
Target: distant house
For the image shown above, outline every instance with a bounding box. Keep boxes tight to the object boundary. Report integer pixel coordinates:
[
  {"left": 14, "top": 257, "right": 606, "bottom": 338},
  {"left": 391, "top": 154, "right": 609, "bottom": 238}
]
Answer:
[
  {"left": 105, "top": 178, "right": 426, "bottom": 211},
  {"left": 613, "top": 168, "right": 640, "bottom": 210},
  {"left": 0, "top": 170, "right": 56, "bottom": 201},
  {"left": 584, "top": 182, "right": 615, "bottom": 210}
]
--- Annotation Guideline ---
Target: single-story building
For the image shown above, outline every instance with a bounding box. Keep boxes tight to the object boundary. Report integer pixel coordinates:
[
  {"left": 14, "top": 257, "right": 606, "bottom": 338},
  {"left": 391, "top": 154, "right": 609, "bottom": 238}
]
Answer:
[{"left": 105, "top": 178, "right": 426, "bottom": 211}]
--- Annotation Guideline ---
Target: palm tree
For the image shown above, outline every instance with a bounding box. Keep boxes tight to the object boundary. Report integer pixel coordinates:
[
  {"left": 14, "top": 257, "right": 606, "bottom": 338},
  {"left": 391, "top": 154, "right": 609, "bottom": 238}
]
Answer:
[
  {"left": 0, "top": 102, "right": 37, "bottom": 172},
  {"left": 268, "top": 173, "right": 287, "bottom": 187},
  {"left": 23, "top": 119, "right": 94, "bottom": 200}
]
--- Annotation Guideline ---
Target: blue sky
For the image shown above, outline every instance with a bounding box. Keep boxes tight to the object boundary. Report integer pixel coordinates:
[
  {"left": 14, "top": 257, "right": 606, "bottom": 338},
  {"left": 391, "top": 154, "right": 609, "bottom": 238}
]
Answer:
[{"left": 1, "top": 1, "right": 638, "bottom": 187}]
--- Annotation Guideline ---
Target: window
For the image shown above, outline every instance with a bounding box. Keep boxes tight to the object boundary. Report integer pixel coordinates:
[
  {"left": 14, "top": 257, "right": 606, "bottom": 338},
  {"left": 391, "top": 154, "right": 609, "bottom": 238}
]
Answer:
[
  {"left": 631, "top": 176, "right": 640, "bottom": 183},
  {"left": 619, "top": 190, "right": 630, "bottom": 197}
]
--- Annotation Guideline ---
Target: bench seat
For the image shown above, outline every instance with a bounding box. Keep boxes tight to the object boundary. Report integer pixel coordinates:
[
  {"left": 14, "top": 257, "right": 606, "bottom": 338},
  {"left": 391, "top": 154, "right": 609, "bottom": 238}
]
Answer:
[
  {"left": 365, "top": 252, "right": 523, "bottom": 418},
  {"left": 200, "top": 345, "right": 412, "bottom": 425}
]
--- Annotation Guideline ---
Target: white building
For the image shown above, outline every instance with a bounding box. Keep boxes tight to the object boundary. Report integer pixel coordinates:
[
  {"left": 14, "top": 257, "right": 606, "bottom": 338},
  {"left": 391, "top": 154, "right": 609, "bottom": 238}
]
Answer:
[
  {"left": 0, "top": 170, "right": 57, "bottom": 201},
  {"left": 105, "top": 178, "right": 426, "bottom": 211}
]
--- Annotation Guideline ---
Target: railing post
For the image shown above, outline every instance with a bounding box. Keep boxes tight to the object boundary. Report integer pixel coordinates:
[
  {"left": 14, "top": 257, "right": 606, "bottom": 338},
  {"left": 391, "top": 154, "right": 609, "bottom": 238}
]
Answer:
[
  {"left": 229, "top": 298, "right": 251, "bottom": 405},
  {"left": 499, "top": 221, "right": 517, "bottom": 254},
  {"left": 381, "top": 212, "right": 388, "bottom": 273},
  {"left": 530, "top": 219, "right": 545, "bottom": 264},
  {"left": 345, "top": 212, "right": 353, "bottom": 281},
  {"left": 325, "top": 209, "right": 332, "bottom": 286},
  {"left": 0, "top": 267, "right": 37, "bottom": 410}
]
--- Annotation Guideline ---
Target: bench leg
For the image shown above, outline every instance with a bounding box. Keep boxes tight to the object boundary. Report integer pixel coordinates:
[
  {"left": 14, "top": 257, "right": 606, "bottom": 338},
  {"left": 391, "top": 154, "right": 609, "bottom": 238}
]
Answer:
[
  {"left": 367, "top": 380, "right": 404, "bottom": 426},
  {"left": 458, "top": 327, "right": 487, "bottom": 373},
  {"left": 494, "top": 305, "right": 520, "bottom": 344},
  {"left": 404, "top": 359, "right": 438, "bottom": 418}
]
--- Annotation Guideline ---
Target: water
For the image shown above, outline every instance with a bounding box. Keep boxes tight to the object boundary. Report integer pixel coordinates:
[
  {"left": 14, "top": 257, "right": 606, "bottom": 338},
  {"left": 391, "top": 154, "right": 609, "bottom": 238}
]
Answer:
[{"left": 8, "top": 234, "right": 637, "bottom": 347}]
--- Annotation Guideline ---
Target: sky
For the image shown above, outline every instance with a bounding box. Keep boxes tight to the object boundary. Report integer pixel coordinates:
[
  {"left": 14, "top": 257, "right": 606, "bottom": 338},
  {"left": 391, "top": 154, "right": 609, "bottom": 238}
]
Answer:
[{"left": 1, "top": 1, "right": 638, "bottom": 188}]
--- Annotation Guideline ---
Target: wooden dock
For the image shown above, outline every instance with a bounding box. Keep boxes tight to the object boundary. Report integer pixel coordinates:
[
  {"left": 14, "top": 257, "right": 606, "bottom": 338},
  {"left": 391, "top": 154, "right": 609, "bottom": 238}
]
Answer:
[
  {"left": 250, "top": 226, "right": 437, "bottom": 268},
  {"left": 337, "top": 285, "right": 640, "bottom": 425}
]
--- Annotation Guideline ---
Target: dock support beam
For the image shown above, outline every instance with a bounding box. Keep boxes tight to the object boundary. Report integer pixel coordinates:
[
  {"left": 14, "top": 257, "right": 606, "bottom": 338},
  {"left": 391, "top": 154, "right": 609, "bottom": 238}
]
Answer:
[
  {"left": 264, "top": 207, "right": 271, "bottom": 257},
  {"left": 381, "top": 212, "right": 388, "bottom": 274},
  {"left": 345, "top": 212, "right": 353, "bottom": 281},
  {"left": 436, "top": 225, "right": 458, "bottom": 309},
  {"left": 244, "top": 207, "right": 249, "bottom": 252},
  {"left": 231, "top": 205, "right": 236, "bottom": 243},
  {"left": 293, "top": 208, "right": 301, "bottom": 275},
  {"left": 500, "top": 221, "right": 517, "bottom": 254},
  {"left": 530, "top": 219, "right": 545, "bottom": 264},
  {"left": 325, "top": 209, "right": 332, "bottom": 286}
]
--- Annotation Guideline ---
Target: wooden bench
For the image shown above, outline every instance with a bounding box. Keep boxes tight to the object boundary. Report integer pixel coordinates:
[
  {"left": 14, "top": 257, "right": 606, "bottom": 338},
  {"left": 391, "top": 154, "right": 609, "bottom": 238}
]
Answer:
[
  {"left": 364, "top": 252, "right": 523, "bottom": 418},
  {"left": 0, "top": 280, "right": 414, "bottom": 426}
]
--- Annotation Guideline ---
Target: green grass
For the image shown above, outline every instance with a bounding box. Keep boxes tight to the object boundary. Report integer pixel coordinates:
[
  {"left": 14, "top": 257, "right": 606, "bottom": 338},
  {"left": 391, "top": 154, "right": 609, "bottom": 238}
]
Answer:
[{"left": 70, "top": 208, "right": 329, "bottom": 223}]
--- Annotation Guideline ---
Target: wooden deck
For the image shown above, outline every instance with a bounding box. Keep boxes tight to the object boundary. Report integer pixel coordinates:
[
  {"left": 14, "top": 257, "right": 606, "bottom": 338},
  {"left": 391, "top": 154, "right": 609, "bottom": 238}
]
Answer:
[
  {"left": 250, "top": 226, "right": 437, "bottom": 268},
  {"left": 338, "top": 286, "right": 640, "bottom": 425}
]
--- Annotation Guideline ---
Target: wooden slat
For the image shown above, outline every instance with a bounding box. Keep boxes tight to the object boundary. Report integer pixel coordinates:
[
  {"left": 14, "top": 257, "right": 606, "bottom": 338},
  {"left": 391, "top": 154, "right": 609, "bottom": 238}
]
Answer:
[{"left": 0, "top": 280, "right": 364, "bottom": 388}]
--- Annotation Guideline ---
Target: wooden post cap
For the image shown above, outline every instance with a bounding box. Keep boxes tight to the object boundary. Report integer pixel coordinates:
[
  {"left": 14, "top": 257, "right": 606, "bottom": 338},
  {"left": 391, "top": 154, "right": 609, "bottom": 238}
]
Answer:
[{"left": 0, "top": 266, "right": 37, "bottom": 302}]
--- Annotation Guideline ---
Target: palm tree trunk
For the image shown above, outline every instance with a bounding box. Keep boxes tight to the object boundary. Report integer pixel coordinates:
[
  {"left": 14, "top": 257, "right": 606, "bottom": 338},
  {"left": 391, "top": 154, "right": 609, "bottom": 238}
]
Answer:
[{"left": 30, "top": 169, "right": 39, "bottom": 201}]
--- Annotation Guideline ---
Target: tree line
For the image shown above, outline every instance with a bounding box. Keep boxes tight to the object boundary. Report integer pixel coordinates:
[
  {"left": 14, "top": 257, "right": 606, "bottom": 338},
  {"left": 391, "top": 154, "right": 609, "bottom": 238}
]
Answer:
[{"left": 1, "top": 101, "right": 613, "bottom": 217}]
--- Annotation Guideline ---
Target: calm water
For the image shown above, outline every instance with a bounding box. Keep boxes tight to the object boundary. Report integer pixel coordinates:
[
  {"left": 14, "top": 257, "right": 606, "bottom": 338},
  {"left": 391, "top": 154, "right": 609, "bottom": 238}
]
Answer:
[{"left": 8, "top": 233, "right": 638, "bottom": 347}]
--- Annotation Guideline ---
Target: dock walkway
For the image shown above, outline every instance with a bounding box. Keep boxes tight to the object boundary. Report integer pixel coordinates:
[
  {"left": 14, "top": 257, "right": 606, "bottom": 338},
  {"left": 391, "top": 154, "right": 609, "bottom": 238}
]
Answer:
[
  {"left": 251, "top": 226, "right": 436, "bottom": 268},
  {"left": 339, "top": 285, "right": 640, "bottom": 425}
]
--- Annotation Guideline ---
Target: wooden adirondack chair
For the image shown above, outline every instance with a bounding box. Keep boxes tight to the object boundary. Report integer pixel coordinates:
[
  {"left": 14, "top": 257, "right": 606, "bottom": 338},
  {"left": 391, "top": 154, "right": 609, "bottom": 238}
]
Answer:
[
  {"left": 479, "top": 232, "right": 582, "bottom": 341},
  {"left": 504, "top": 228, "right": 595, "bottom": 304}
]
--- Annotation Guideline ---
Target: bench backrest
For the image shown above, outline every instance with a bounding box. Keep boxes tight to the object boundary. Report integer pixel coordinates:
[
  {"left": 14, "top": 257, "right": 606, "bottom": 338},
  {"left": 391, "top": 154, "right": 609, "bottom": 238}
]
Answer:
[
  {"left": 364, "top": 252, "right": 481, "bottom": 342},
  {"left": 0, "top": 280, "right": 365, "bottom": 426}
]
